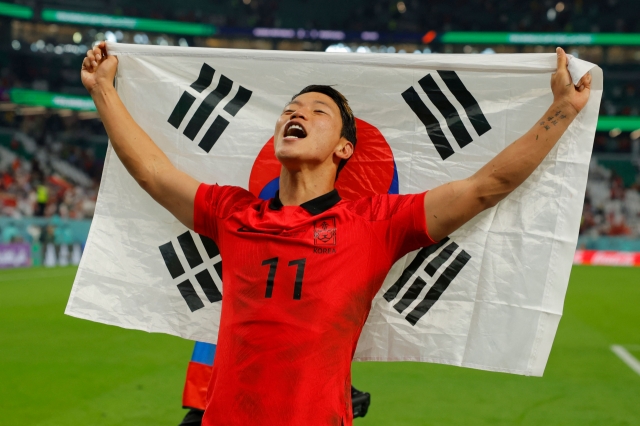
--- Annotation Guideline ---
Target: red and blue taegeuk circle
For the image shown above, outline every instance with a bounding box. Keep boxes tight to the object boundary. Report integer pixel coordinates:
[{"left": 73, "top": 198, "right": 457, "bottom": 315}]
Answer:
[{"left": 249, "top": 118, "right": 398, "bottom": 201}]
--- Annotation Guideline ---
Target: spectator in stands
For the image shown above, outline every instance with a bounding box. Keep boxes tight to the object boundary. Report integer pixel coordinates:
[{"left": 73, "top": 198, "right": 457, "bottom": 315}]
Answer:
[
  {"left": 610, "top": 172, "right": 625, "bottom": 200},
  {"left": 607, "top": 212, "right": 632, "bottom": 236},
  {"left": 35, "top": 181, "right": 47, "bottom": 216}
]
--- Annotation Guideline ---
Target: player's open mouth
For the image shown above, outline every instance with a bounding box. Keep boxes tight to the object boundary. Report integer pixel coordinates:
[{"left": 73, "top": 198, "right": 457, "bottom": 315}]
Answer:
[{"left": 284, "top": 122, "right": 307, "bottom": 140}]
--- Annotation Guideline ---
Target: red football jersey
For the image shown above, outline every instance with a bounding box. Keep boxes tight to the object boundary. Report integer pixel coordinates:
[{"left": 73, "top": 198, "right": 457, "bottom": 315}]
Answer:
[{"left": 194, "top": 184, "right": 435, "bottom": 426}]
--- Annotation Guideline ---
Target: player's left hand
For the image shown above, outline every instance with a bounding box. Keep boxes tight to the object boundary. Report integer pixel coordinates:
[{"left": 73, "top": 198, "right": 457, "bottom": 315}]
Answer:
[{"left": 551, "top": 47, "right": 592, "bottom": 115}]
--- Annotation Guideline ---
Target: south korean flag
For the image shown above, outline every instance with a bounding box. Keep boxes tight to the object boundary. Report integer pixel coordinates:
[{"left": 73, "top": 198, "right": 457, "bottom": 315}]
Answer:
[{"left": 67, "top": 43, "right": 602, "bottom": 376}]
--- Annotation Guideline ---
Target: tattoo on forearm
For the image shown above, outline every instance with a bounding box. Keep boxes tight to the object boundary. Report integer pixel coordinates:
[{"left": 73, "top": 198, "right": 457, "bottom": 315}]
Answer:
[{"left": 537, "top": 110, "right": 567, "bottom": 132}]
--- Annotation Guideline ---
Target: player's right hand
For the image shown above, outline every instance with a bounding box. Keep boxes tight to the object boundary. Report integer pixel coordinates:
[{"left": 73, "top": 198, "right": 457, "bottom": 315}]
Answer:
[{"left": 81, "top": 41, "right": 118, "bottom": 95}]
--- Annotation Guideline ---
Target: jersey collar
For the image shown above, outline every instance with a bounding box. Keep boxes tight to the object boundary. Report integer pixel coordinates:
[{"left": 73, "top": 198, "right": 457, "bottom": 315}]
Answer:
[{"left": 269, "top": 189, "right": 342, "bottom": 215}]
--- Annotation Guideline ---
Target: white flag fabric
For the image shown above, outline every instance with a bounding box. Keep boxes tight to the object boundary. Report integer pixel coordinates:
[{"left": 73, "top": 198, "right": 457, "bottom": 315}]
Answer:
[{"left": 66, "top": 42, "right": 602, "bottom": 376}]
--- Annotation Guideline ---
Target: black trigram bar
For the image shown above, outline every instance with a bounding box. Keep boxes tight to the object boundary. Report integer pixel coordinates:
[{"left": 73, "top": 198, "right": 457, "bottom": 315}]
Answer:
[
  {"left": 167, "top": 64, "right": 216, "bottom": 129},
  {"left": 419, "top": 74, "right": 473, "bottom": 148},
  {"left": 190, "top": 64, "right": 215, "bottom": 93},
  {"left": 224, "top": 86, "right": 252, "bottom": 116},
  {"left": 393, "top": 276, "right": 427, "bottom": 314},
  {"left": 424, "top": 241, "right": 459, "bottom": 277},
  {"left": 383, "top": 237, "right": 450, "bottom": 302},
  {"left": 168, "top": 92, "right": 196, "bottom": 129},
  {"left": 406, "top": 250, "right": 471, "bottom": 326},
  {"left": 199, "top": 234, "right": 220, "bottom": 258},
  {"left": 213, "top": 261, "right": 223, "bottom": 281},
  {"left": 437, "top": 71, "right": 491, "bottom": 137},
  {"left": 177, "top": 279, "right": 205, "bottom": 312},
  {"left": 199, "top": 115, "right": 230, "bottom": 153},
  {"left": 177, "top": 231, "right": 203, "bottom": 269},
  {"left": 159, "top": 241, "right": 184, "bottom": 279},
  {"left": 401, "top": 87, "right": 454, "bottom": 160},
  {"left": 168, "top": 63, "right": 253, "bottom": 154},
  {"left": 183, "top": 75, "right": 233, "bottom": 140},
  {"left": 195, "top": 269, "right": 222, "bottom": 303},
  {"left": 159, "top": 232, "right": 224, "bottom": 312}
]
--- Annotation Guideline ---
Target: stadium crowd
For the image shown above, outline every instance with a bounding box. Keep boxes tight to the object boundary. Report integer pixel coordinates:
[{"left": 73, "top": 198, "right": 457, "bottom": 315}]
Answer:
[
  {"left": 103, "top": 0, "right": 640, "bottom": 34},
  {"left": 0, "top": 110, "right": 102, "bottom": 221},
  {"left": 581, "top": 159, "right": 640, "bottom": 238}
]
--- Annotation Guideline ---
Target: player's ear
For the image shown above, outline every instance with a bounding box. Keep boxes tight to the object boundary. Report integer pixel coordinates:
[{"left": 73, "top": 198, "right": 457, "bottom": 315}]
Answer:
[{"left": 335, "top": 137, "right": 354, "bottom": 161}]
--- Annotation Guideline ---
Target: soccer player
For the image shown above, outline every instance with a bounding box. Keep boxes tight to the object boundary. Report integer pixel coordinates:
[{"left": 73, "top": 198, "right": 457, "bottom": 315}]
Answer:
[{"left": 81, "top": 42, "right": 591, "bottom": 426}]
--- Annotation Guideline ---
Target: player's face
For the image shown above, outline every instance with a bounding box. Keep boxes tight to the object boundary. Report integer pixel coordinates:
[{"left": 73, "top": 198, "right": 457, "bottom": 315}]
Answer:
[{"left": 274, "top": 92, "right": 352, "bottom": 172}]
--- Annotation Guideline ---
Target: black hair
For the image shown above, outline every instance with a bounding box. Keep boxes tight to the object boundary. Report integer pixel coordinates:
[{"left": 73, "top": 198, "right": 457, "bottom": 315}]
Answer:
[{"left": 290, "top": 85, "right": 356, "bottom": 178}]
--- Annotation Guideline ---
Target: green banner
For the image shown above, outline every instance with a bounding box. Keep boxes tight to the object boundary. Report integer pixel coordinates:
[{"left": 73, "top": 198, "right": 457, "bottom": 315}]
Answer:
[
  {"left": 441, "top": 32, "right": 640, "bottom": 46},
  {"left": 10, "top": 89, "right": 96, "bottom": 111},
  {"left": 41, "top": 9, "right": 216, "bottom": 36},
  {"left": 0, "top": 1, "right": 33, "bottom": 19},
  {"left": 596, "top": 116, "right": 640, "bottom": 132}
]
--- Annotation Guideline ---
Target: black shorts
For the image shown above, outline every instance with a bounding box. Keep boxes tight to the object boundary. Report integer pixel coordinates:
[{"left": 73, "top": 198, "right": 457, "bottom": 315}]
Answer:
[{"left": 178, "top": 408, "right": 204, "bottom": 426}]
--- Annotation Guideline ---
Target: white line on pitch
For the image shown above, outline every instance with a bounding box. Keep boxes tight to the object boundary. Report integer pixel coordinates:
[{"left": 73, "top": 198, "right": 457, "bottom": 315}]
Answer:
[{"left": 611, "top": 345, "right": 640, "bottom": 376}]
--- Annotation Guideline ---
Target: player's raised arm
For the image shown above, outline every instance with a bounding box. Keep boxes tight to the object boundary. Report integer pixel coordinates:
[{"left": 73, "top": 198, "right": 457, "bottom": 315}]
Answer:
[
  {"left": 81, "top": 41, "right": 199, "bottom": 229},
  {"left": 424, "top": 47, "right": 592, "bottom": 242}
]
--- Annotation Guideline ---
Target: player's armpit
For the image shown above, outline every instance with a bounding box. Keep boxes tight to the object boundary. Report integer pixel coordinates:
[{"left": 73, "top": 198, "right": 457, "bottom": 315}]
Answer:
[{"left": 423, "top": 177, "right": 487, "bottom": 243}]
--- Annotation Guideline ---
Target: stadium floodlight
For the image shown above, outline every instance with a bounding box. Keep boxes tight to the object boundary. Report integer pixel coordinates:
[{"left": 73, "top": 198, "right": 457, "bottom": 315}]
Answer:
[
  {"left": 105, "top": 31, "right": 117, "bottom": 43},
  {"left": 441, "top": 32, "right": 640, "bottom": 46},
  {"left": 0, "top": 1, "right": 33, "bottom": 19},
  {"left": 41, "top": 9, "right": 216, "bottom": 37},
  {"left": 325, "top": 43, "right": 351, "bottom": 53}
]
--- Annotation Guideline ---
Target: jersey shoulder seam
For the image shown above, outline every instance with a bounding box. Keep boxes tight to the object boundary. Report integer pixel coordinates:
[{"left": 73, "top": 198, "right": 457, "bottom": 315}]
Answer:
[{"left": 214, "top": 188, "right": 260, "bottom": 221}]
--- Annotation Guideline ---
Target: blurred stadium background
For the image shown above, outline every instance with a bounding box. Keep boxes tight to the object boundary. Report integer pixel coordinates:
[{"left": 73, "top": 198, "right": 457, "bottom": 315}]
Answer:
[{"left": 0, "top": 0, "right": 638, "bottom": 424}]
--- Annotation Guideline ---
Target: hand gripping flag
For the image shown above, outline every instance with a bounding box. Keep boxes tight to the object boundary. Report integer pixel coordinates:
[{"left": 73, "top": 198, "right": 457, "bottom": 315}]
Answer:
[{"left": 66, "top": 43, "right": 602, "bottom": 376}]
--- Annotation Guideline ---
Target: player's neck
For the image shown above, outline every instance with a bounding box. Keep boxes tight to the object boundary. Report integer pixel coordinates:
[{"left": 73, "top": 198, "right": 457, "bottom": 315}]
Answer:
[{"left": 278, "top": 166, "right": 336, "bottom": 206}]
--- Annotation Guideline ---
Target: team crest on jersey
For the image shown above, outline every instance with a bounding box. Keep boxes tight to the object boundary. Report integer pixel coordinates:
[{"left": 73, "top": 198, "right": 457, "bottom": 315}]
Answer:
[{"left": 314, "top": 218, "right": 336, "bottom": 246}]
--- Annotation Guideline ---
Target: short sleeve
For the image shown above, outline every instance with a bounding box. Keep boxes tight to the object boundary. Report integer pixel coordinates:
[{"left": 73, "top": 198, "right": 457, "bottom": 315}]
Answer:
[
  {"left": 366, "top": 192, "right": 437, "bottom": 263},
  {"left": 193, "top": 183, "right": 255, "bottom": 243}
]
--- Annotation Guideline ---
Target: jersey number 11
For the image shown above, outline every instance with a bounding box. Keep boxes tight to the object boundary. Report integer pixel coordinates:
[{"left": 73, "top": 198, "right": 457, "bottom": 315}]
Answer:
[{"left": 261, "top": 257, "right": 306, "bottom": 300}]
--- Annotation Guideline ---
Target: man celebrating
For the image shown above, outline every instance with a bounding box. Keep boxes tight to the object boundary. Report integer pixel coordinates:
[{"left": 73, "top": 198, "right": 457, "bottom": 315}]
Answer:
[{"left": 82, "top": 41, "right": 591, "bottom": 425}]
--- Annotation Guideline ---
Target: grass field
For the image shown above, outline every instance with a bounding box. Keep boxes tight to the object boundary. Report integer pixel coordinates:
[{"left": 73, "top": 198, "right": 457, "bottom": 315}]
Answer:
[{"left": 1, "top": 265, "right": 639, "bottom": 425}]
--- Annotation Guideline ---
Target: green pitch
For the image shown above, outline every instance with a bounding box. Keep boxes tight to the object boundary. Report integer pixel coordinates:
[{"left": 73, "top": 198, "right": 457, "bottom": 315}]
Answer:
[{"left": 1, "top": 265, "right": 638, "bottom": 425}]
